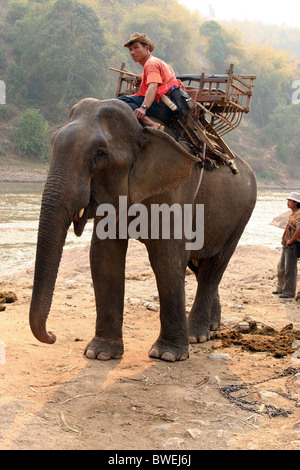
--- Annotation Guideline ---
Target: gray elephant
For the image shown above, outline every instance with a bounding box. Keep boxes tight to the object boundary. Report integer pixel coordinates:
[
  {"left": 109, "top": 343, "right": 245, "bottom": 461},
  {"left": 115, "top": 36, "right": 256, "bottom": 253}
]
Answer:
[{"left": 29, "top": 98, "right": 257, "bottom": 362}]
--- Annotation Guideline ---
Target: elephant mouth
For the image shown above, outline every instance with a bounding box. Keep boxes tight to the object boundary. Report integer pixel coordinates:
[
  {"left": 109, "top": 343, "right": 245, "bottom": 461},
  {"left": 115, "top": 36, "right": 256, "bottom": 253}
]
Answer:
[{"left": 73, "top": 197, "right": 97, "bottom": 237}]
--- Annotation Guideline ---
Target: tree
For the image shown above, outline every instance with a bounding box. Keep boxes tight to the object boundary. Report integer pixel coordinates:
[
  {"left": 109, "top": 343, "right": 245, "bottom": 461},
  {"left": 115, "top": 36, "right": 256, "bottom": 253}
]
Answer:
[
  {"left": 241, "top": 46, "right": 294, "bottom": 127},
  {"left": 120, "top": 4, "right": 200, "bottom": 73},
  {"left": 10, "top": 0, "right": 108, "bottom": 118},
  {"left": 15, "top": 108, "right": 49, "bottom": 161},
  {"left": 199, "top": 21, "right": 245, "bottom": 71},
  {"left": 266, "top": 103, "right": 300, "bottom": 165}
]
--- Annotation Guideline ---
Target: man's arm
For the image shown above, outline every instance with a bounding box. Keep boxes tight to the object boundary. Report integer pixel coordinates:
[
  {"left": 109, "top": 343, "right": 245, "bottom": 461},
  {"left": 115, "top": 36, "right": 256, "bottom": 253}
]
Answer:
[
  {"left": 286, "top": 226, "right": 300, "bottom": 246},
  {"left": 134, "top": 82, "right": 158, "bottom": 119}
]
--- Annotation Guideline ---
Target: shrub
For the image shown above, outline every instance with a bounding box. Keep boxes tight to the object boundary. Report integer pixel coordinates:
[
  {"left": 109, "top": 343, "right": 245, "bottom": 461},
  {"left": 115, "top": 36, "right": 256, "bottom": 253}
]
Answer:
[
  {"left": 15, "top": 108, "right": 49, "bottom": 161},
  {"left": 0, "top": 104, "right": 17, "bottom": 122}
]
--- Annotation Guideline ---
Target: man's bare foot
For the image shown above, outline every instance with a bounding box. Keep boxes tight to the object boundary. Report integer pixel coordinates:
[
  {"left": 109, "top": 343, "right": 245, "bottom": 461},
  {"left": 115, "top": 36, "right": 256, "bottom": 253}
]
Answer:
[{"left": 139, "top": 115, "right": 164, "bottom": 130}]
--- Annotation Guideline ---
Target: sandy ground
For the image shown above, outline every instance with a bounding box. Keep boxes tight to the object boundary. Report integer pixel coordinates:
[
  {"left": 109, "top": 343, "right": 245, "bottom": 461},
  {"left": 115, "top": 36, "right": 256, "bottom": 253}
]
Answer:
[{"left": 0, "top": 240, "right": 300, "bottom": 451}]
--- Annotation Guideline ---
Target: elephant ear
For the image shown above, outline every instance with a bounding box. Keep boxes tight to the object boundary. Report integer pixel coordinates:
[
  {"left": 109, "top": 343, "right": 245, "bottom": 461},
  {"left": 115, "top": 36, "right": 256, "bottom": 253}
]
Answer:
[{"left": 129, "top": 127, "right": 198, "bottom": 204}]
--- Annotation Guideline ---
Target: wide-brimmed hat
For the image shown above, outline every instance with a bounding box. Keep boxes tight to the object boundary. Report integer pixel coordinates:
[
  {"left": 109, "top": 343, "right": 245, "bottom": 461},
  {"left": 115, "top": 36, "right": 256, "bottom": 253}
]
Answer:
[
  {"left": 286, "top": 192, "right": 300, "bottom": 203},
  {"left": 123, "top": 32, "right": 155, "bottom": 52}
]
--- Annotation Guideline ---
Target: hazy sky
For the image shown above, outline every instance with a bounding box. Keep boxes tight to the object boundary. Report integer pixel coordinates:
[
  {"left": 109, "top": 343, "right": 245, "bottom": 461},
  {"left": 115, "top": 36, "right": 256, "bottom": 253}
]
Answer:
[{"left": 178, "top": 0, "right": 300, "bottom": 27}]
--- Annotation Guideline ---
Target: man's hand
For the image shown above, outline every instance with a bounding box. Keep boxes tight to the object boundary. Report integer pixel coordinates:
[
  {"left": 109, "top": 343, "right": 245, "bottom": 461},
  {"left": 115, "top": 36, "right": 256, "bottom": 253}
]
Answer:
[
  {"left": 134, "top": 106, "right": 147, "bottom": 119},
  {"left": 134, "top": 82, "right": 158, "bottom": 120},
  {"left": 286, "top": 227, "right": 300, "bottom": 247}
]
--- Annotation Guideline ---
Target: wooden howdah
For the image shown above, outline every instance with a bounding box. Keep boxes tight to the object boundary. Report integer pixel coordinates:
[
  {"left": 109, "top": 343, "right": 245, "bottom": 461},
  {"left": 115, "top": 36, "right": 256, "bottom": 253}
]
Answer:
[{"left": 110, "top": 63, "right": 256, "bottom": 161}]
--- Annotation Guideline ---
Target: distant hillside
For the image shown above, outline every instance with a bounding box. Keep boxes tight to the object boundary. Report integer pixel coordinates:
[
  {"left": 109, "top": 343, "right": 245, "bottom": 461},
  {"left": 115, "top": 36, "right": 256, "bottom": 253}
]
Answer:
[
  {"left": 0, "top": 0, "right": 299, "bottom": 187},
  {"left": 223, "top": 19, "right": 300, "bottom": 60}
]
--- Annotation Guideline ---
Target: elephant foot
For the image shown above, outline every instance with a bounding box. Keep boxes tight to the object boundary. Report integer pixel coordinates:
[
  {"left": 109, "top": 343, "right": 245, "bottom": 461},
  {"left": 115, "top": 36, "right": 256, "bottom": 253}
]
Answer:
[
  {"left": 188, "top": 320, "right": 221, "bottom": 344},
  {"left": 84, "top": 336, "right": 124, "bottom": 360},
  {"left": 188, "top": 326, "right": 211, "bottom": 344},
  {"left": 210, "top": 322, "right": 220, "bottom": 332},
  {"left": 149, "top": 340, "right": 189, "bottom": 362}
]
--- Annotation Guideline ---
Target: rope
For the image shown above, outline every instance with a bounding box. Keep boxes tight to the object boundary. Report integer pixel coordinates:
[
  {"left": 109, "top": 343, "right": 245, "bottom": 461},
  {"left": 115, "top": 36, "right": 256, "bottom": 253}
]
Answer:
[{"left": 193, "top": 142, "right": 206, "bottom": 200}]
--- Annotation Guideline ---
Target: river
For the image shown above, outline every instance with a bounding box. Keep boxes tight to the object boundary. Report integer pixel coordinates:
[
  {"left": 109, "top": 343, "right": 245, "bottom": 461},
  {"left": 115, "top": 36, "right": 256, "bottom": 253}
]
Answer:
[{"left": 0, "top": 182, "right": 289, "bottom": 276}]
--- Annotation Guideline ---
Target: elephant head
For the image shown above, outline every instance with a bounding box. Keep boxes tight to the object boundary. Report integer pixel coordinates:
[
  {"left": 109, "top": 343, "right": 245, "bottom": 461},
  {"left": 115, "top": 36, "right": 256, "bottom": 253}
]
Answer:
[{"left": 29, "top": 98, "right": 198, "bottom": 344}]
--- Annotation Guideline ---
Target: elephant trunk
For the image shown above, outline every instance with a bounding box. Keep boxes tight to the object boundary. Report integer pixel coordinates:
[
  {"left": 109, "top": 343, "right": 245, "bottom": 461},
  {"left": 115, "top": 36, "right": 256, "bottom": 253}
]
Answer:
[{"left": 29, "top": 178, "right": 72, "bottom": 344}]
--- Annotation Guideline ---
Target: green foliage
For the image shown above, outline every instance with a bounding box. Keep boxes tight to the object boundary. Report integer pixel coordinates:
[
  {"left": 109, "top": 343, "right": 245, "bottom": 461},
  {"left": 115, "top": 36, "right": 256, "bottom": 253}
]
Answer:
[
  {"left": 120, "top": 3, "right": 200, "bottom": 73},
  {"left": 266, "top": 103, "right": 300, "bottom": 165},
  {"left": 199, "top": 21, "right": 245, "bottom": 71},
  {"left": 6, "top": 0, "right": 30, "bottom": 23},
  {"left": 240, "top": 47, "right": 294, "bottom": 127},
  {"left": 8, "top": 0, "right": 108, "bottom": 119},
  {"left": 15, "top": 108, "right": 49, "bottom": 161},
  {"left": 0, "top": 144, "right": 5, "bottom": 156},
  {"left": 0, "top": 104, "right": 16, "bottom": 122},
  {"left": 1, "top": 0, "right": 300, "bottom": 182}
]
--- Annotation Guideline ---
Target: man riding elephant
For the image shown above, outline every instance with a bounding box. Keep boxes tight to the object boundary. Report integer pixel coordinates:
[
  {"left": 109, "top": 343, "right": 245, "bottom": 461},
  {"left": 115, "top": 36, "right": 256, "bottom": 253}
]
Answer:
[{"left": 118, "top": 32, "right": 184, "bottom": 130}]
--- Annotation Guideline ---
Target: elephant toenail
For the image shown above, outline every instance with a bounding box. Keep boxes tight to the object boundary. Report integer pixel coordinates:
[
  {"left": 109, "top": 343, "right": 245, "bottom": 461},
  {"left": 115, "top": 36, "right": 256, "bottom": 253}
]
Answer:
[
  {"left": 199, "top": 335, "right": 207, "bottom": 343},
  {"left": 179, "top": 353, "right": 189, "bottom": 361},
  {"left": 161, "top": 352, "right": 176, "bottom": 362},
  {"left": 188, "top": 336, "right": 198, "bottom": 344},
  {"left": 97, "top": 352, "right": 110, "bottom": 360},
  {"left": 86, "top": 349, "right": 96, "bottom": 359},
  {"left": 149, "top": 348, "right": 160, "bottom": 358}
]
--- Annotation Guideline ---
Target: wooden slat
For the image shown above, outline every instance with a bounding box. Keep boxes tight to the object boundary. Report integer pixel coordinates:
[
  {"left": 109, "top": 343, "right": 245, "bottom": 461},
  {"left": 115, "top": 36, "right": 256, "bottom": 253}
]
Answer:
[
  {"left": 197, "top": 94, "right": 226, "bottom": 103},
  {"left": 185, "top": 116, "right": 216, "bottom": 151},
  {"left": 230, "top": 81, "right": 253, "bottom": 95},
  {"left": 231, "top": 72, "right": 254, "bottom": 89}
]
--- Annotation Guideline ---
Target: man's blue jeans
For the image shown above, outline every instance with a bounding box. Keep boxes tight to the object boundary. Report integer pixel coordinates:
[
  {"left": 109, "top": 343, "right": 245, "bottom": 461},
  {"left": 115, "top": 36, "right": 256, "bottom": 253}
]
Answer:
[{"left": 118, "top": 95, "right": 175, "bottom": 124}]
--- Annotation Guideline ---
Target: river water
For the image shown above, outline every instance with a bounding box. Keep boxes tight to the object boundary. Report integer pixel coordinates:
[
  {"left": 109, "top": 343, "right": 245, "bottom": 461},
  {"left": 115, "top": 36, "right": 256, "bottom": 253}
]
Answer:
[{"left": 0, "top": 182, "right": 290, "bottom": 277}]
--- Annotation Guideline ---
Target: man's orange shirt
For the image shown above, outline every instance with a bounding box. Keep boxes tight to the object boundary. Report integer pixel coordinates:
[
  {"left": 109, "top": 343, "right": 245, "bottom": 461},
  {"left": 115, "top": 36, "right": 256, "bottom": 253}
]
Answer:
[{"left": 135, "top": 56, "right": 183, "bottom": 101}]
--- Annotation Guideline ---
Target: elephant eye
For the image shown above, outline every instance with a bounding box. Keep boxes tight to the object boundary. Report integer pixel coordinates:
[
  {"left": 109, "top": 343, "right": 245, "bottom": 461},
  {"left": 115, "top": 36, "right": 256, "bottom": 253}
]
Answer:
[{"left": 90, "top": 149, "right": 109, "bottom": 173}]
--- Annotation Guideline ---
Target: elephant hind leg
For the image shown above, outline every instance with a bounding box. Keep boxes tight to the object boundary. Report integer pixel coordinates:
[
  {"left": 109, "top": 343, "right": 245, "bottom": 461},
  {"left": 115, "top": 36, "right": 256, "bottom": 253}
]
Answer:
[
  {"left": 188, "top": 256, "right": 230, "bottom": 343},
  {"left": 189, "top": 228, "right": 243, "bottom": 343},
  {"left": 188, "top": 281, "right": 216, "bottom": 344},
  {"left": 146, "top": 240, "right": 189, "bottom": 362},
  {"left": 210, "top": 291, "right": 221, "bottom": 331}
]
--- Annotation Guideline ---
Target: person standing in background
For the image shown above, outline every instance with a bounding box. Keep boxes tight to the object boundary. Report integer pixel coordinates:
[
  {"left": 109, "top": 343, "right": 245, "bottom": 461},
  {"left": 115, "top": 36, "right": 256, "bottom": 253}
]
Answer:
[{"left": 273, "top": 192, "right": 300, "bottom": 298}]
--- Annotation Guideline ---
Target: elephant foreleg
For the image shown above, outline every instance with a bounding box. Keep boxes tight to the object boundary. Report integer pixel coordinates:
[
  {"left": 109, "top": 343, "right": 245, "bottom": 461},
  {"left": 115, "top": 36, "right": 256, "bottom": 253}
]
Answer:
[{"left": 85, "top": 231, "right": 128, "bottom": 360}]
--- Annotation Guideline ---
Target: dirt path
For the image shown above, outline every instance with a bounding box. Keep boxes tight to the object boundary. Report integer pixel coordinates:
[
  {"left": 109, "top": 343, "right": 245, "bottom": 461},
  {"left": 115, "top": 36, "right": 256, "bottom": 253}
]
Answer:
[{"left": 0, "top": 242, "right": 300, "bottom": 450}]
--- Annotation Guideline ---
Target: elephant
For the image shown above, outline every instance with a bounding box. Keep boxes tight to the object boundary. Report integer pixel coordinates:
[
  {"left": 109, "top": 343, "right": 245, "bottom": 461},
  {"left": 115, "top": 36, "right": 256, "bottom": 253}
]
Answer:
[{"left": 29, "top": 97, "right": 257, "bottom": 362}]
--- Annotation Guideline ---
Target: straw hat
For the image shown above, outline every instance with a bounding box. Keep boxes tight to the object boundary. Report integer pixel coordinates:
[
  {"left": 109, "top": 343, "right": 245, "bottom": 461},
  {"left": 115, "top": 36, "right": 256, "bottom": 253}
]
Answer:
[
  {"left": 286, "top": 192, "right": 300, "bottom": 203},
  {"left": 123, "top": 32, "right": 155, "bottom": 52}
]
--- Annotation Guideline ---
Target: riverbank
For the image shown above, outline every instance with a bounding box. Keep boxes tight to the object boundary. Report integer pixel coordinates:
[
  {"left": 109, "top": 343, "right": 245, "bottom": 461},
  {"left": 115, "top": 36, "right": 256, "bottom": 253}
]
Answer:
[
  {"left": 0, "top": 242, "right": 300, "bottom": 450},
  {"left": 0, "top": 160, "right": 48, "bottom": 183},
  {"left": 0, "top": 158, "right": 299, "bottom": 189}
]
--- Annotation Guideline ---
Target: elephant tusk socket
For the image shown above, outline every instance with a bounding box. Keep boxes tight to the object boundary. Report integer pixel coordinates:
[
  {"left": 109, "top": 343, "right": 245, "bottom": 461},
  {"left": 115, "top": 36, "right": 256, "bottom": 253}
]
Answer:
[{"left": 78, "top": 208, "right": 84, "bottom": 219}]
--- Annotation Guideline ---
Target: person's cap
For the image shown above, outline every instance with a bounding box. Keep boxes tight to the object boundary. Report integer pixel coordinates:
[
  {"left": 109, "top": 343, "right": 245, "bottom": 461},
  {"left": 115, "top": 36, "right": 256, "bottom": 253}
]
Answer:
[
  {"left": 123, "top": 32, "right": 155, "bottom": 52},
  {"left": 286, "top": 192, "right": 300, "bottom": 203}
]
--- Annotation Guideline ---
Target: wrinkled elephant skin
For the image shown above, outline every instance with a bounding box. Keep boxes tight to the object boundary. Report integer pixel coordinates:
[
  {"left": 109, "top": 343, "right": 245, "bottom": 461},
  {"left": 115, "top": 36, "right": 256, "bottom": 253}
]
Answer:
[{"left": 29, "top": 98, "right": 257, "bottom": 362}]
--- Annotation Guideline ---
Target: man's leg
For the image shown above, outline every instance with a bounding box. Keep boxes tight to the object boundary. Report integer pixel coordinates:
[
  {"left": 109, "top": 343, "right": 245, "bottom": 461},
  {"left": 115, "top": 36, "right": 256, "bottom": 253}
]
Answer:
[
  {"left": 147, "top": 100, "right": 175, "bottom": 124},
  {"left": 118, "top": 95, "right": 162, "bottom": 128},
  {"left": 276, "top": 248, "right": 285, "bottom": 294},
  {"left": 282, "top": 245, "right": 298, "bottom": 297},
  {"left": 118, "top": 95, "right": 174, "bottom": 128}
]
